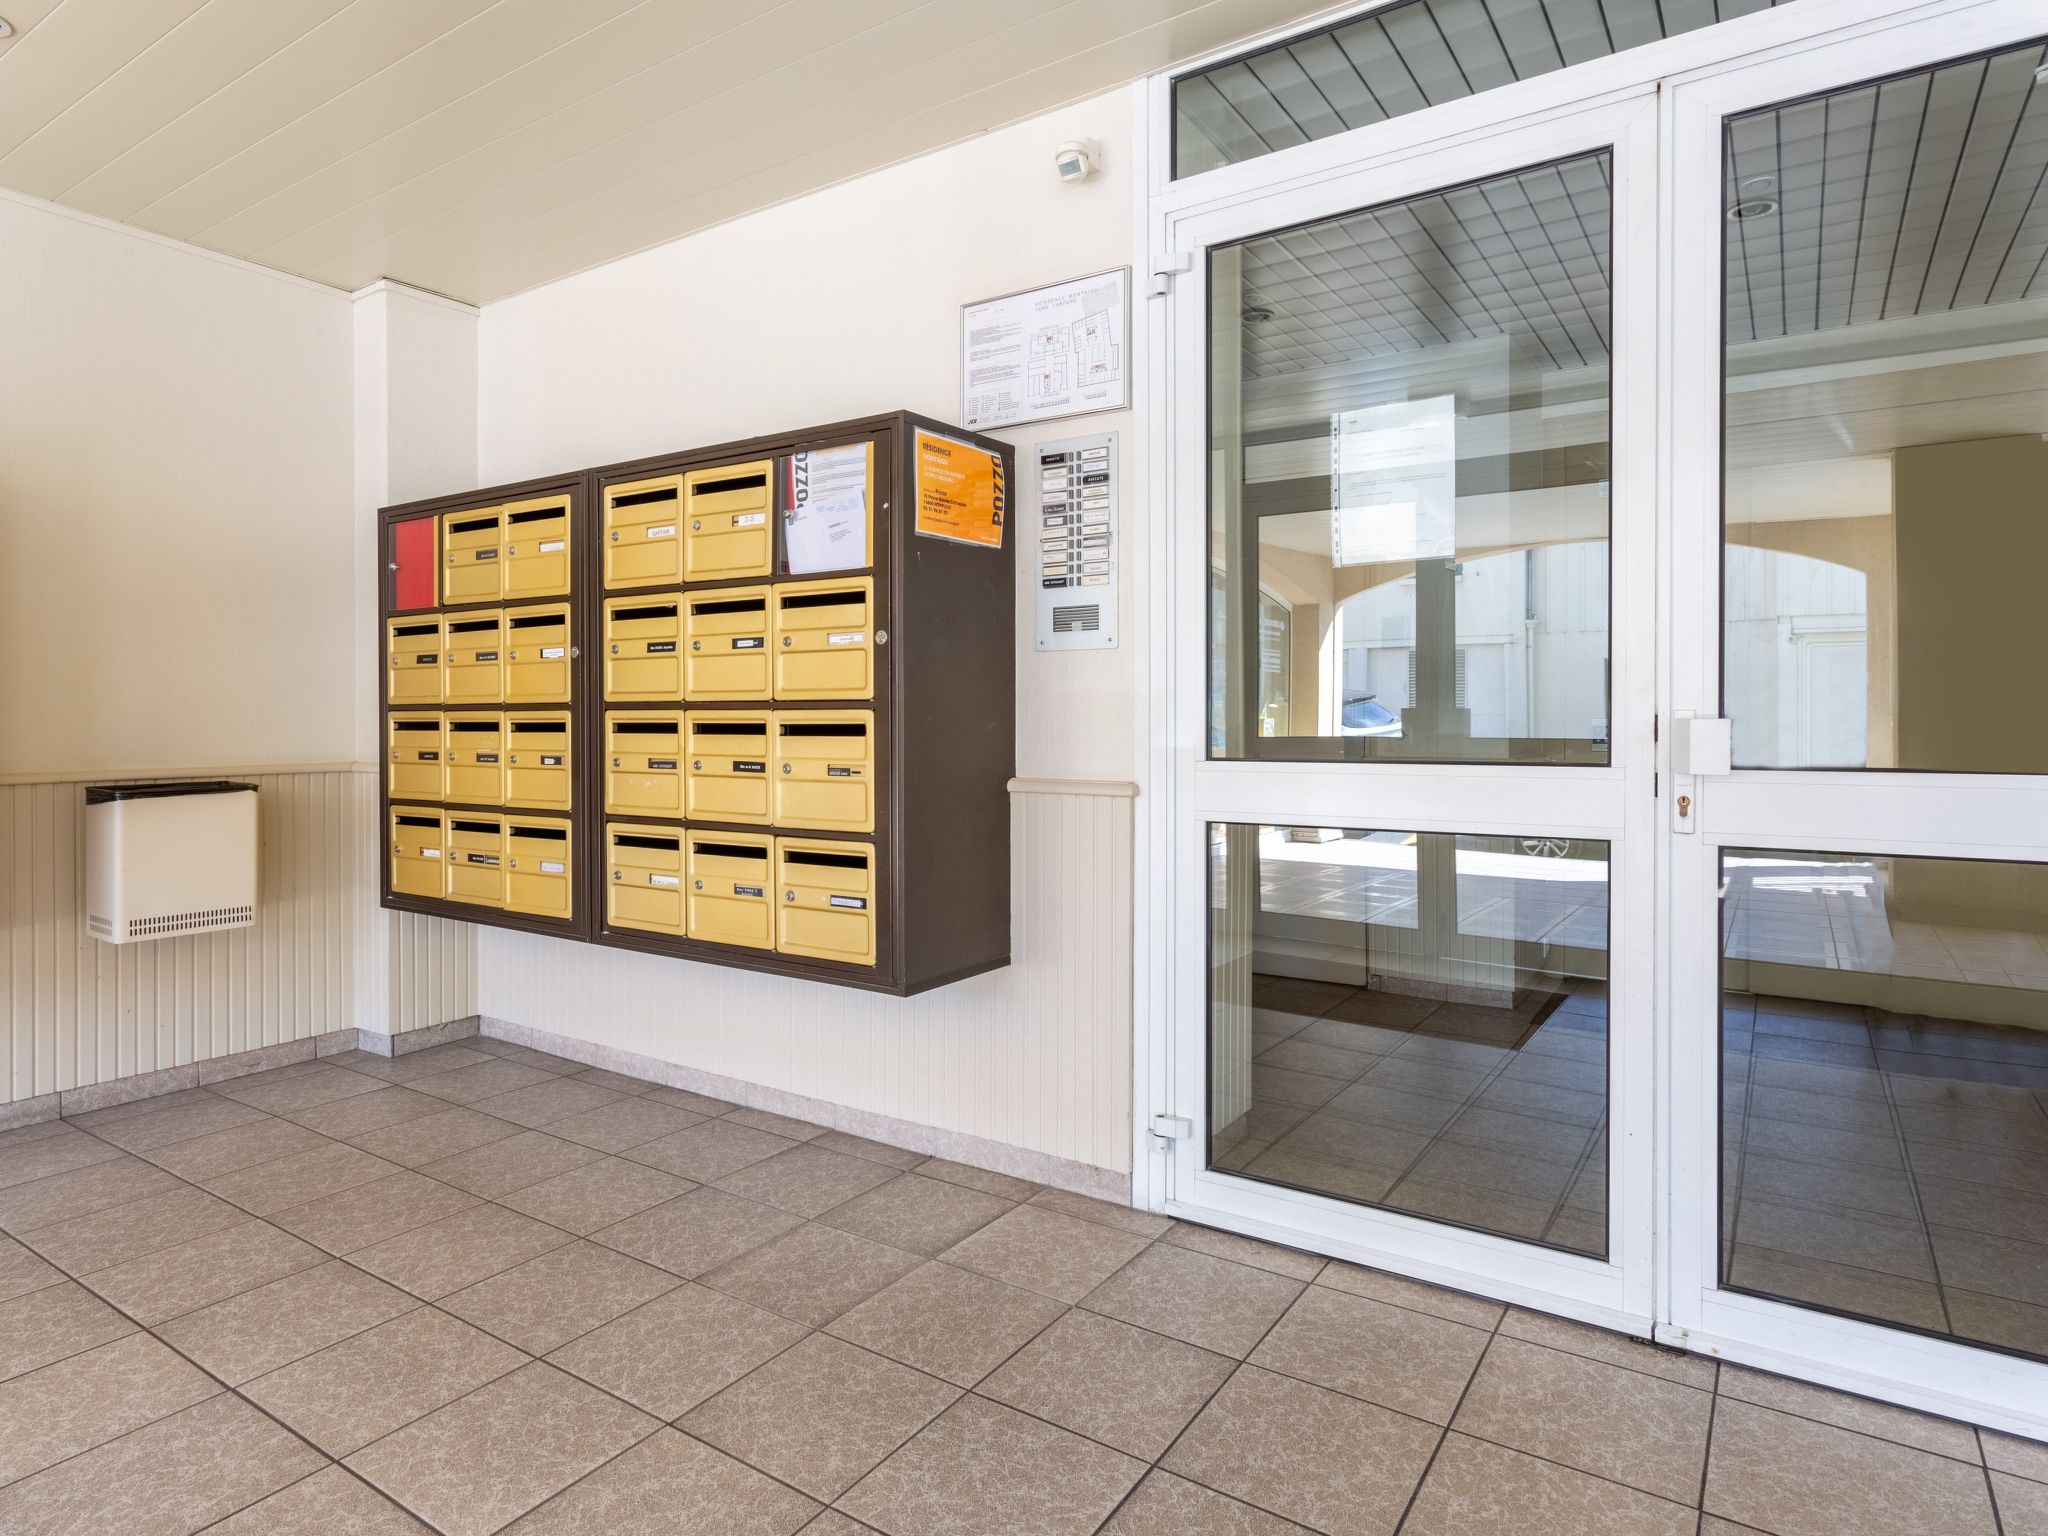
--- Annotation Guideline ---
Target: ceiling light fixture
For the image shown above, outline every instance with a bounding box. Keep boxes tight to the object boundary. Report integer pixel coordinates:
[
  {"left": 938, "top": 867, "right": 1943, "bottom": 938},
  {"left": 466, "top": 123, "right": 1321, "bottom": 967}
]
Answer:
[
  {"left": 1728, "top": 198, "right": 1779, "bottom": 221},
  {"left": 0, "top": 18, "right": 14, "bottom": 38},
  {"left": 1738, "top": 175, "right": 1777, "bottom": 196}
]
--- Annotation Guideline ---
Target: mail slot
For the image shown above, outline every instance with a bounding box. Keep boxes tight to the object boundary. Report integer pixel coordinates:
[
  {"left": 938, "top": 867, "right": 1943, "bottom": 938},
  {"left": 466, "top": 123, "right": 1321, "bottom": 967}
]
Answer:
[
  {"left": 443, "top": 715, "right": 505, "bottom": 806},
  {"left": 605, "top": 711, "right": 685, "bottom": 818},
  {"left": 685, "top": 711, "right": 771, "bottom": 826},
  {"left": 776, "top": 838, "right": 877, "bottom": 967},
  {"left": 502, "top": 495, "right": 571, "bottom": 600},
  {"left": 687, "top": 833, "right": 773, "bottom": 950},
  {"left": 442, "top": 507, "right": 505, "bottom": 604},
  {"left": 683, "top": 587, "right": 771, "bottom": 701},
  {"left": 505, "top": 818, "right": 573, "bottom": 920},
  {"left": 682, "top": 459, "right": 774, "bottom": 581},
  {"left": 504, "top": 713, "right": 572, "bottom": 811},
  {"left": 604, "top": 475, "right": 683, "bottom": 589},
  {"left": 387, "top": 618, "right": 444, "bottom": 706},
  {"left": 390, "top": 809, "right": 446, "bottom": 899},
  {"left": 443, "top": 611, "right": 507, "bottom": 704},
  {"left": 445, "top": 814, "right": 506, "bottom": 908},
  {"left": 505, "top": 604, "right": 573, "bottom": 703},
  {"left": 387, "top": 713, "right": 445, "bottom": 801},
  {"left": 772, "top": 711, "right": 874, "bottom": 833},
  {"left": 608, "top": 825, "right": 686, "bottom": 938},
  {"left": 604, "top": 597, "right": 683, "bottom": 702},
  {"left": 772, "top": 578, "right": 874, "bottom": 700}
]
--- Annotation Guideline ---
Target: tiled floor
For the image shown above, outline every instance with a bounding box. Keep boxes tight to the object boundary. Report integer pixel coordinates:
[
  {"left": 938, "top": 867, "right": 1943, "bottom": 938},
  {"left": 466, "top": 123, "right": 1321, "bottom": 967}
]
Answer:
[{"left": 0, "top": 1037, "right": 2043, "bottom": 1535}]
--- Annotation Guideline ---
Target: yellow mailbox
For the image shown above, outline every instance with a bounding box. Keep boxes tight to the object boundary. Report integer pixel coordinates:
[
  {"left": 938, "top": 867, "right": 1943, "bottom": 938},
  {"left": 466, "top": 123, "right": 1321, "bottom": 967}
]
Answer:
[
  {"left": 505, "top": 818, "right": 573, "bottom": 919},
  {"left": 504, "top": 713, "right": 572, "bottom": 811},
  {"left": 682, "top": 459, "right": 774, "bottom": 581},
  {"left": 605, "top": 711, "right": 685, "bottom": 819},
  {"left": 771, "top": 577, "right": 874, "bottom": 700},
  {"left": 775, "top": 838, "right": 877, "bottom": 967},
  {"left": 389, "top": 808, "right": 447, "bottom": 899},
  {"left": 603, "top": 597, "right": 683, "bottom": 702},
  {"left": 445, "top": 814, "right": 506, "bottom": 907},
  {"left": 443, "top": 611, "right": 506, "bottom": 705},
  {"left": 441, "top": 507, "right": 505, "bottom": 604},
  {"left": 502, "top": 495, "right": 571, "bottom": 600},
  {"left": 387, "top": 713, "right": 444, "bottom": 801},
  {"left": 771, "top": 711, "right": 874, "bottom": 833},
  {"left": 603, "top": 475, "right": 682, "bottom": 589},
  {"left": 386, "top": 617, "right": 444, "bottom": 706},
  {"left": 443, "top": 715, "right": 505, "bottom": 806},
  {"left": 686, "top": 833, "right": 773, "bottom": 950},
  {"left": 505, "top": 603, "right": 573, "bottom": 703},
  {"left": 608, "top": 824, "right": 687, "bottom": 938},
  {"left": 682, "top": 587, "right": 770, "bottom": 701},
  {"left": 685, "top": 711, "right": 772, "bottom": 826}
]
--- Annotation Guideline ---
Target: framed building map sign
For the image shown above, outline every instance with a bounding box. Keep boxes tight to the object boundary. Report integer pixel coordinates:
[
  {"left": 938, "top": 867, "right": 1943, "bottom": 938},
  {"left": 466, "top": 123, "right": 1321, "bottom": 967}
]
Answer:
[{"left": 960, "top": 268, "right": 1129, "bottom": 430}]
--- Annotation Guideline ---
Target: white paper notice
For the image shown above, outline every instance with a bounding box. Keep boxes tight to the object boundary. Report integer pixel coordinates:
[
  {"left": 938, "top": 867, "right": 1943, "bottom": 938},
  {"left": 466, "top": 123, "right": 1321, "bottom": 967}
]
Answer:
[
  {"left": 784, "top": 443, "right": 869, "bottom": 573},
  {"left": 1330, "top": 396, "right": 1457, "bottom": 567},
  {"left": 961, "top": 269, "right": 1128, "bottom": 429}
]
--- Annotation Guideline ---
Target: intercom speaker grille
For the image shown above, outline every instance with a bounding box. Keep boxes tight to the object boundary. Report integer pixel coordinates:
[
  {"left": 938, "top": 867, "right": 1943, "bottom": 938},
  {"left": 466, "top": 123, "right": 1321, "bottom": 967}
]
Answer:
[{"left": 1052, "top": 603, "right": 1100, "bottom": 634}]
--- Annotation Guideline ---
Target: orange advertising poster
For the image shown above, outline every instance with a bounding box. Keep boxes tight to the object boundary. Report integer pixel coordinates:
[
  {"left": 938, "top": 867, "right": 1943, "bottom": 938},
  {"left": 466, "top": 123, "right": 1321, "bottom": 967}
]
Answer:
[{"left": 913, "top": 429, "right": 1005, "bottom": 549}]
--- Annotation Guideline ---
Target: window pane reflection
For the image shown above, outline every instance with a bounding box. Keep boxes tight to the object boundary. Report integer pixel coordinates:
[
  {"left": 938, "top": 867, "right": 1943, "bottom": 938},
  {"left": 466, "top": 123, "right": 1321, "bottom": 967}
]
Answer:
[
  {"left": 1722, "top": 39, "right": 2048, "bottom": 771},
  {"left": 1212, "top": 823, "right": 1609, "bottom": 1257},
  {"left": 1720, "top": 849, "right": 2048, "bottom": 1361},
  {"left": 1208, "top": 153, "right": 1613, "bottom": 765}
]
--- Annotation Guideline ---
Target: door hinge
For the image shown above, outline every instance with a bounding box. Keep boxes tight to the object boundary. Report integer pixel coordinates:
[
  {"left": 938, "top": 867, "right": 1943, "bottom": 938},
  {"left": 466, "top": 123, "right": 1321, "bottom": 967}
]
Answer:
[
  {"left": 1149, "top": 252, "right": 1193, "bottom": 297},
  {"left": 1149, "top": 1113, "right": 1192, "bottom": 1153}
]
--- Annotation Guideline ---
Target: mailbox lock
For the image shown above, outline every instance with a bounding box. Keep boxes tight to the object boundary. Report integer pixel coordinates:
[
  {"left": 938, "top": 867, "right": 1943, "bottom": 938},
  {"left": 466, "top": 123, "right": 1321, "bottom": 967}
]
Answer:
[
  {"left": 691, "top": 519, "right": 702, "bottom": 530},
  {"left": 785, "top": 890, "right": 796, "bottom": 902},
  {"left": 693, "top": 879, "right": 704, "bottom": 890},
  {"left": 609, "top": 530, "right": 620, "bottom": 542},
  {"left": 782, "top": 636, "right": 793, "bottom": 647},
  {"left": 876, "top": 630, "right": 888, "bottom": 646},
  {"left": 613, "top": 869, "right": 622, "bottom": 881},
  {"left": 508, "top": 860, "right": 518, "bottom": 870},
  {"left": 692, "top": 760, "right": 702, "bottom": 771},
  {"left": 611, "top": 756, "right": 621, "bottom": 767},
  {"left": 507, "top": 544, "right": 516, "bottom": 555},
  {"left": 781, "top": 763, "right": 792, "bottom": 774},
  {"left": 509, "top": 651, "right": 517, "bottom": 661},
  {"left": 691, "top": 641, "right": 701, "bottom": 651},
  {"left": 610, "top": 643, "right": 620, "bottom": 654},
  {"left": 509, "top": 755, "right": 518, "bottom": 764}
]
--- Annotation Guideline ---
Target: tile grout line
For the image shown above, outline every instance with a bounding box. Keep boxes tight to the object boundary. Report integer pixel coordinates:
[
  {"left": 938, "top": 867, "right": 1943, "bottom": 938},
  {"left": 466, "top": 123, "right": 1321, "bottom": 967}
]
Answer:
[{"left": 1388, "top": 1277, "right": 1515, "bottom": 1536}]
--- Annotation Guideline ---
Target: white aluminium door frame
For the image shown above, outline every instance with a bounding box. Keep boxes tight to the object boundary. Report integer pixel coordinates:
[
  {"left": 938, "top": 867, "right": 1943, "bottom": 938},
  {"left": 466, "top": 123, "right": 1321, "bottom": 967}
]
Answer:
[
  {"left": 1660, "top": 0, "right": 2048, "bottom": 1439},
  {"left": 1147, "top": 89, "right": 1663, "bottom": 1335}
]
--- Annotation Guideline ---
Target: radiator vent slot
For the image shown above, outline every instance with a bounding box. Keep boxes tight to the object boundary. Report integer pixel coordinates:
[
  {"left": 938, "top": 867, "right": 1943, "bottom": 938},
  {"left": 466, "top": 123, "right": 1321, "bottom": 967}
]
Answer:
[
  {"left": 1051, "top": 603, "right": 1101, "bottom": 634},
  {"left": 125, "top": 906, "right": 256, "bottom": 939}
]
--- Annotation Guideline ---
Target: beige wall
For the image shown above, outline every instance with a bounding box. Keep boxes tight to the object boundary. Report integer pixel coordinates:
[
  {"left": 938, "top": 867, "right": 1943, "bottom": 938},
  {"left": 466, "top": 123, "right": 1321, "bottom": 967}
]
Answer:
[{"left": 474, "top": 91, "right": 1140, "bottom": 1180}]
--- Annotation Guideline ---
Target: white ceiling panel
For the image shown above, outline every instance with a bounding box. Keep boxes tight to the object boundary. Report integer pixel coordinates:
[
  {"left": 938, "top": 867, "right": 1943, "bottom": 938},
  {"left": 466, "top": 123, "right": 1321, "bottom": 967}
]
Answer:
[{"left": 0, "top": 0, "right": 1339, "bottom": 301}]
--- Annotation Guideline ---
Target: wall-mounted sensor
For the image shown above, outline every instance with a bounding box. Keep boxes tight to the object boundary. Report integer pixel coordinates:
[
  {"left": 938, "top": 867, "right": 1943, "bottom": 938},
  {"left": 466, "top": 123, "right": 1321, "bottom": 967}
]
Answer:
[
  {"left": 1054, "top": 139, "right": 1099, "bottom": 184},
  {"left": 0, "top": 17, "right": 14, "bottom": 38}
]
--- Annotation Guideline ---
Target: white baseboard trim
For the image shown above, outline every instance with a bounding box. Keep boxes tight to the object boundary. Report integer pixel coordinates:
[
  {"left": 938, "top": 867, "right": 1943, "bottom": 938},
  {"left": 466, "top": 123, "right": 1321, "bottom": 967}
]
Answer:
[{"left": 478, "top": 1015, "right": 1129, "bottom": 1203}]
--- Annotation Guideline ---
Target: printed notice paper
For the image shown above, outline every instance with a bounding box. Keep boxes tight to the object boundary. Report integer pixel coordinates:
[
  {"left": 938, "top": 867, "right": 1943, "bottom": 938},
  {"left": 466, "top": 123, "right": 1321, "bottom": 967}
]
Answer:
[
  {"left": 961, "top": 269, "right": 1128, "bottom": 429},
  {"left": 783, "top": 442, "right": 871, "bottom": 573},
  {"left": 913, "top": 430, "right": 1005, "bottom": 549}
]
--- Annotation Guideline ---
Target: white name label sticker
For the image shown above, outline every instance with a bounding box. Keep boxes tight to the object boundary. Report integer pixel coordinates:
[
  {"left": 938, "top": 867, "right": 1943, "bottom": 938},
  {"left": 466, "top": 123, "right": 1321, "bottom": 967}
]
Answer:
[
  {"left": 648, "top": 874, "right": 680, "bottom": 888},
  {"left": 733, "top": 511, "right": 766, "bottom": 527},
  {"left": 827, "top": 632, "right": 865, "bottom": 646},
  {"left": 422, "top": 848, "right": 441, "bottom": 859},
  {"left": 540, "top": 646, "right": 565, "bottom": 659},
  {"left": 540, "top": 861, "right": 565, "bottom": 874},
  {"left": 538, "top": 539, "right": 565, "bottom": 552},
  {"left": 647, "top": 524, "right": 675, "bottom": 538}
]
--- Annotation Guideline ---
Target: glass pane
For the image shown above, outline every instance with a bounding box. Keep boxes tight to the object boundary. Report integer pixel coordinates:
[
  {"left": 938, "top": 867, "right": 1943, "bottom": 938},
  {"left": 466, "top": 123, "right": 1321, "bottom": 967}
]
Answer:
[
  {"left": 1175, "top": 0, "right": 1801, "bottom": 178},
  {"left": 1720, "top": 849, "right": 2048, "bottom": 1362},
  {"left": 1211, "top": 822, "right": 1609, "bottom": 1257},
  {"left": 1208, "top": 154, "right": 1613, "bottom": 764},
  {"left": 1722, "top": 38, "right": 2048, "bottom": 771}
]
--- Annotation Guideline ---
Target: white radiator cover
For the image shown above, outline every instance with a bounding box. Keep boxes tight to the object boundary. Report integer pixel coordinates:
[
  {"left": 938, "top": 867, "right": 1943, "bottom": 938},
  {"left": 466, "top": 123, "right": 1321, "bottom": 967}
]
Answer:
[{"left": 84, "top": 783, "right": 259, "bottom": 944}]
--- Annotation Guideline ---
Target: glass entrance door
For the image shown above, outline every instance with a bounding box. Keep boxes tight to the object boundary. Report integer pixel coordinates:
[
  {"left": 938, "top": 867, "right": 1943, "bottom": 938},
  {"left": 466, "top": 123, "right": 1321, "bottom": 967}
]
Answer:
[
  {"left": 1163, "top": 91, "right": 1660, "bottom": 1329},
  {"left": 1665, "top": 0, "right": 2048, "bottom": 1431}
]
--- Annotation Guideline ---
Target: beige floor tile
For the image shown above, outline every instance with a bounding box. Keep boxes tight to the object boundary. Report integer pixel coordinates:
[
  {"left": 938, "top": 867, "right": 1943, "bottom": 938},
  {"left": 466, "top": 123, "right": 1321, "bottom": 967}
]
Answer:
[
  {"left": 243, "top": 1306, "right": 527, "bottom": 1456},
  {"left": 1251, "top": 1283, "right": 1490, "bottom": 1424},
  {"left": 441, "top": 1240, "right": 677, "bottom": 1353},
  {"left": 681, "top": 1333, "right": 959, "bottom": 1500},
  {"left": 1453, "top": 1336, "right": 1710, "bottom": 1503},
  {"left": 499, "top": 1155, "right": 695, "bottom": 1235},
  {"left": 1099, "top": 1468, "right": 1313, "bottom": 1533},
  {"left": 1162, "top": 1364, "right": 1439, "bottom": 1535},
  {"left": 1314, "top": 1260, "right": 1505, "bottom": 1329},
  {"left": 209, "top": 1464, "right": 433, "bottom": 1533},
  {"left": 0, "top": 1279, "right": 135, "bottom": 1381},
  {"left": 1717, "top": 1363, "right": 1980, "bottom": 1462},
  {"left": 463, "top": 1042, "right": 583, "bottom": 1076},
  {"left": 214, "top": 1064, "right": 385, "bottom": 1115},
  {"left": 547, "top": 1281, "right": 806, "bottom": 1418},
  {"left": 506, "top": 1427, "right": 820, "bottom": 1535},
  {"left": 476, "top": 1077, "right": 630, "bottom": 1131},
  {"left": 1705, "top": 1398, "right": 2000, "bottom": 1536},
  {"left": 1027, "top": 1188, "right": 1174, "bottom": 1238},
  {"left": 1497, "top": 1306, "right": 1717, "bottom": 1387},
  {"left": 829, "top": 1260, "right": 1066, "bottom": 1388},
  {"left": 1160, "top": 1222, "right": 1326, "bottom": 1281},
  {"left": 840, "top": 1393, "right": 1143, "bottom": 1536},
  {"left": 344, "top": 1045, "right": 494, "bottom": 1084},
  {"left": 592, "top": 1186, "right": 803, "bottom": 1278},
  {"left": 268, "top": 1169, "right": 483, "bottom": 1254},
  {"left": 1984, "top": 1430, "right": 2048, "bottom": 1482},
  {"left": 0, "top": 1153, "right": 177, "bottom": 1233},
  {"left": 348, "top": 1106, "right": 523, "bottom": 1169},
  {"left": 568, "top": 1068, "right": 661, "bottom": 1096},
  {"left": 155, "top": 1259, "right": 420, "bottom": 1384},
  {"left": 1402, "top": 1432, "right": 1697, "bottom": 1535},
  {"left": 419, "top": 1129, "right": 604, "bottom": 1199},
  {"left": 345, "top": 1362, "right": 656, "bottom": 1536},
  {"left": 1945, "top": 1287, "right": 2048, "bottom": 1356},
  {"left": 1992, "top": 1471, "right": 2048, "bottom": 1535},
  {"left": 0, "top": 1331, "right": 219, "bottom": 1484},
  {"left": 0, "top": 1391, "right": 323, "bottom": 1535},
  {"left": 802, "top": 1513, "right": 878, "bottom": 1535},
  {"left": 915, "top": 1158, "right": 1042, "bottom": 1201},
  {"left": 285, "top": 1085, "right": 450, "bottom": 1140},
  {"left": 980, "top": 1307, "right": 1233, "bottom": 1458},
  {"left": 713, "top": 1144, "right": 899, "bottom": 1218},
  {"left": 819, "top": 1172, "right": 1013, "bottom": 1256},
  {"left": 702, "top": 1222, "right": 924, "bottom": 1329},
  {"left": 545, "top": 1096, "right": 704, "bottom": 1154},
  {"left": 408, "top": 1058, "right": 561, "bottom": 1105},
  {"left": 89, "top": 1099, "right": 266, "bottom": 1154},
  {"left": 809, "top": 1130, "right": 926, "bottom": 1170},
  {"left": 27, "top": 1181, "right": 248, "bottom": 1273},
  {"left": 642, "top": 1087, "right": 740, "bottom": 1116},
  {"left": 0, "top": 1233, "right": 61, "bottom": 1302},
  {"left": 941, "top": 1204, "right": 1150, "bottom": 1303},
  {"left": 81, "top": 1217, "right": 326, "bottom": 1325},
  {"left": 348, "top": 1200, "right": 573, "bottom": 1300},
  {"left": 144, "top": 1117, "right": 330, "bottom": 1182},
  {"left": 1082, "top": 1242, "right": 1305, "bottom": 1358},
  {"left": 626, "top": 1119, "right": 800, "bottom": 1183},
  {"left": 202, "top": 1140, "right": 400, "bottom": 1216},
  {"left": 723, "top": 1107, "right": 827, "bottom": 1141}
]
